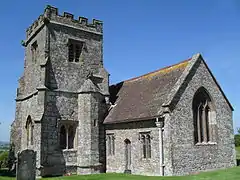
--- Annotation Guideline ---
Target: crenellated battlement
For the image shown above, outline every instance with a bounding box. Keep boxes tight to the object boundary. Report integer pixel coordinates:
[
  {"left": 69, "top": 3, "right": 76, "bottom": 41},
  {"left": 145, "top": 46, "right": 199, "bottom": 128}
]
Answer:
[
  {"left": 26, "top": 14, "right": 45, "bottom": 41},
  {"left": 25, "top": 5, "right": 103, "bottom": 43}
]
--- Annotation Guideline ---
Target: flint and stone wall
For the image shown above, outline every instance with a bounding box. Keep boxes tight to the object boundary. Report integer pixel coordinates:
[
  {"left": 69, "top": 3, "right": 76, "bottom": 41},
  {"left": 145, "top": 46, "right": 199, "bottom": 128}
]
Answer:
[
  {"left": 105, "top": 120, "right": 160, "bottom": 176},
  {"left": 168, "top": 59, "right": 235, "bottom": 175},
  {"left": 11, "top": 5, "right": 108, "bottom": 177},
  {"left": 10, "top": 5, "right": 235, "bottom": 178}
]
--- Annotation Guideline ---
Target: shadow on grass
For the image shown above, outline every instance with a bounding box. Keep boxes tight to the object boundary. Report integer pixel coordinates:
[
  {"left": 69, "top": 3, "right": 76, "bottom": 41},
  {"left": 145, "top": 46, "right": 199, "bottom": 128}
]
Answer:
[{"left": 0, "top": 169, "right": 15, "bottom": 177}]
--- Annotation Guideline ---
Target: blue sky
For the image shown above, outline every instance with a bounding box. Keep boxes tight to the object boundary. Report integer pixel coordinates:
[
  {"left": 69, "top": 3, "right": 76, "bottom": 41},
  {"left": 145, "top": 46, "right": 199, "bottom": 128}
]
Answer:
[{"left": 0, "top": 0, "right": 240, "bottom": 141}]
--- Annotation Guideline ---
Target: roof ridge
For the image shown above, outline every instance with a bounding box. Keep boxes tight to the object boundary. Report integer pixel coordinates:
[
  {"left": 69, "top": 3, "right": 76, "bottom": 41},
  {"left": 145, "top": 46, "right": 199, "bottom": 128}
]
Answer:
[{"left": 124, "top": 58, "right": 192, "bottom": 83}]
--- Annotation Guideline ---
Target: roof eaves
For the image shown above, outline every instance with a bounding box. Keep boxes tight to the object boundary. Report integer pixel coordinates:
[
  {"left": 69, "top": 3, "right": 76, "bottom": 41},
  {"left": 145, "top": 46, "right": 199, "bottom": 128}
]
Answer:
[{"left": 103, "top": 115, "right": 160, "bottom": 125}]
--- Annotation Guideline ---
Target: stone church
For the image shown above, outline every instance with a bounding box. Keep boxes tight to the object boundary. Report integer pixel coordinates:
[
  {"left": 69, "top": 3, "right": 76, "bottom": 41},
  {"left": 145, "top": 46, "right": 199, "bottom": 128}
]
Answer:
[{"left": 10, "top": 5, "right": 236, "bottom": 177}]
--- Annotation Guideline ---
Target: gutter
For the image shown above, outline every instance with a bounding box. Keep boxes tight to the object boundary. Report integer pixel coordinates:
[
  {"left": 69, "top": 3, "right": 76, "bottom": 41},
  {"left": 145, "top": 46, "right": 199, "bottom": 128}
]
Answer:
[{"left": 155, "top": 117, "right": 165, "bottom": 176}]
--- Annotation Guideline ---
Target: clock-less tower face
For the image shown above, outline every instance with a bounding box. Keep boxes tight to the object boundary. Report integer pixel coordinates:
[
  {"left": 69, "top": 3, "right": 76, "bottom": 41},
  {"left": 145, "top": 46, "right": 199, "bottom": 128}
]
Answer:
[{"left": 11, "top": 5, "right": 109, "bottom": 177}]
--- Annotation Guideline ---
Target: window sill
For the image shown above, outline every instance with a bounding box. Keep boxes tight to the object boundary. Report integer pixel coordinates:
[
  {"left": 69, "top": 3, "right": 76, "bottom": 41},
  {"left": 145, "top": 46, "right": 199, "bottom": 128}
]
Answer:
[
  {"left": 62, "top": 149, "right": 77, "bottom": 152},
  {"left": 195, "top": 142, "right": 217, "bottom": 146},
  {"left": 141, "top": 158, "right": 151, "bottom": 162}
]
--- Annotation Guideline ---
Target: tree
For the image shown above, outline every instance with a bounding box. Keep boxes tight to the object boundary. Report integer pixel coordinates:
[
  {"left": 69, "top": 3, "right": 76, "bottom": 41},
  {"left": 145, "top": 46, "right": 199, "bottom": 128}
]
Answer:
[
  {"left": 235, "top": 128, "right": 240, "bottom": 147},
  {"left": 237, "top": 128, "right": 240, "bottom": 134},
  {"left": 0, "top": 151, "right": 9, "bottom": 169}
]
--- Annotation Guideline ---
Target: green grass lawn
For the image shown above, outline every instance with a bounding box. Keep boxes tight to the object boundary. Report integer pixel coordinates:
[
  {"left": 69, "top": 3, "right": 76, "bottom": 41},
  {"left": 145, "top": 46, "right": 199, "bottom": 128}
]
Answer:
[
  {"left": 1, "top": 167, "right": 240, "bottom": 180},
  {"left": 1, "top": 146, "right": 240, "bottom": 180}
]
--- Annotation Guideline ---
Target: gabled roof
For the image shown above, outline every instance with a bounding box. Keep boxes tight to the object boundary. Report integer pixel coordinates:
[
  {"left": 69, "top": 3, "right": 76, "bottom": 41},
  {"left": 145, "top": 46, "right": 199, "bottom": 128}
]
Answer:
[
  {"left": 104, "top": 53, "right": 234, "bottom": 124},
  {"left": 104, "top": 57, "right": 191, "bottom": 124}
]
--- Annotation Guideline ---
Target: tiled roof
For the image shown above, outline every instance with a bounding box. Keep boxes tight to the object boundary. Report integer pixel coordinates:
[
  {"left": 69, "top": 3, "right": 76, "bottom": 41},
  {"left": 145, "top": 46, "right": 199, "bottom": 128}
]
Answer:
[{"left": 104, "top": 58, "right": 191, "bottom": 124}]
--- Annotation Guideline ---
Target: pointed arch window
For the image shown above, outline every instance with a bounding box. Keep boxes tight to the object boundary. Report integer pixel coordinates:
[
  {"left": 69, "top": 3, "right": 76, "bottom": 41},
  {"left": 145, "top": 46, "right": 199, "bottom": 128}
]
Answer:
[
  {"left": 26, "top": 116, "right": 34, "bottom": 146},
  {"left": 193, "top": 87, "right": 216, "bottom": 144},
  {"left": 31, "top": 41, "right": 38, "bottom": 63}
]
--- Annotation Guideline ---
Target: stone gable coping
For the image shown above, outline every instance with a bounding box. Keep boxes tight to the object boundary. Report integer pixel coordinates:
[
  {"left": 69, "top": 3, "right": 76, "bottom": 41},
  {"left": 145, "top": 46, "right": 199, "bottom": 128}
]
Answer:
[
  {"left": 161, "top": 53, "right": 233, "bottom": 112},
  {"left": 161, "top": 53, "right": 201, "bottom": 111}
]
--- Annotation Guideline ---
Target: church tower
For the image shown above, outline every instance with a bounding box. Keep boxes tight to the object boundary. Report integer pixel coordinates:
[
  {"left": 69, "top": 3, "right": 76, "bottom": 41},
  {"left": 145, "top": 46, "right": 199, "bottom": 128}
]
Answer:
[{"left": 11, "top": 5, "right": 109, "bottom": 176}]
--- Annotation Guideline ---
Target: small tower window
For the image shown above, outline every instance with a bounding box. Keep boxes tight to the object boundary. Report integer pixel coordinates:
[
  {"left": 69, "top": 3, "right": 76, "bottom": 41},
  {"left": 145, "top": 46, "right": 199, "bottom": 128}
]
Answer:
[
  {"left": 26, "top": 116, "right": 34, "bottom": 147},
  {"left": 68, "top": 40, "right": 83, "bottom": 62},
  {"left": 59, "top": 124, "right": 76, "bottom": 150},
  {"left": 31, "top": 41, "right": 38, "bottom": 62},
  {"left": 93, "top": 119, "right": 98, "bottom": 127}
]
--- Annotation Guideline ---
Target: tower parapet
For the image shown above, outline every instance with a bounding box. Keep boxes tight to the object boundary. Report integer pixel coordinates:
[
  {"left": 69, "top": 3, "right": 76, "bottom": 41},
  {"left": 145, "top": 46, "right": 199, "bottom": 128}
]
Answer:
[{"left": 25, "top": 5, "right": 103, "bottom": 44}]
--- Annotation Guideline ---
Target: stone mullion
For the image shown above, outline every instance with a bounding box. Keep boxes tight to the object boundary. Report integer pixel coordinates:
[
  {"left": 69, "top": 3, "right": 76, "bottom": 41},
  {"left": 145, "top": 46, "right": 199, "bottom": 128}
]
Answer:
[
  {"left": 202, "top": 105, "right": 207, "bottom": 143},
  {"left": 197, "top": 105, "right": 202, "bottom": 143},
  {"left": 205, "top": 106, "right": 210, "bottom": 142},
  {"left": 147, "top": 136, "right": 151, "bottom": 158},
  {"left": 66, "top": 125, "right": 69, "bottom": 149}
]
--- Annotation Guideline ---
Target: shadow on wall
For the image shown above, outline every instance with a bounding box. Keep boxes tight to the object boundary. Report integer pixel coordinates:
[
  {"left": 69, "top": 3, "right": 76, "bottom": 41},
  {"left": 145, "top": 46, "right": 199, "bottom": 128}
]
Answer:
[
  {"left": 40, "top": 101, "right": 66, "bottom": 177},
  {"left": 237, "top": 159, "right": 240, "bottom": 166}
]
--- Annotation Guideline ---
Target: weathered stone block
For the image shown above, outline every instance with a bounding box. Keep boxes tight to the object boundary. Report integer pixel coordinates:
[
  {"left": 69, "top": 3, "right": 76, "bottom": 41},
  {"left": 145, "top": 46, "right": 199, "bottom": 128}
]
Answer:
[{"left": 16, "top": 150, "right": 36, "bottom": 180}]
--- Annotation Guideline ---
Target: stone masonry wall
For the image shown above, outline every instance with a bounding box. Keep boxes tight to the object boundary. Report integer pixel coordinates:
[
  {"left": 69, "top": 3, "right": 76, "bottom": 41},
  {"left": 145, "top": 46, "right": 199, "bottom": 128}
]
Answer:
[
  {"left": 77, "top": 92, "right": 107, "bottom": 174},
  {"left": 10, "top": 101, "right": 22, "bottom": 155},
  {"left": 105, "top": 120, "right": 160, "bottom": 176},
  {"left": 40, "top": 7, "right": 108, "bottom": 175},
  {"left": 169, "top": 59, "right": 235, "bottom": 175},
  {"left": 47, "top": 22, "right": 106, "bottom": 92},
  {"left": 21, "top": 27, "right": 46, "bottom": 95},
  {"left": 11, "top": 18, "right": 47, "bottom": 173},
  {"left": 40, "top": 90, "right": 78, "bottom": 176},
  {"left": 12, "top": 5, "right": 108, "bottom": 176},
  {"left": 11, "top": 93, "right": 43, "bottom": 178}
]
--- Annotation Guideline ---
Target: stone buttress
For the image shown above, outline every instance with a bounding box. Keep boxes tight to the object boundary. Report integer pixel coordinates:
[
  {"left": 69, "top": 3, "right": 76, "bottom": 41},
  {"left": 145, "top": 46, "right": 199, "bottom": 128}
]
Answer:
[{"left": 11, "top": 5, "right": 109, "bottom": 176}]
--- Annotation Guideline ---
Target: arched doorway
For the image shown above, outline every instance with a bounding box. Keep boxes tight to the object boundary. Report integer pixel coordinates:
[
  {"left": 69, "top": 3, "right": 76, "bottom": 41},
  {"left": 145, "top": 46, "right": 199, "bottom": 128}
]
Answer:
[{"left": 124, "top": 139, "right": 131, "bottom": 173}]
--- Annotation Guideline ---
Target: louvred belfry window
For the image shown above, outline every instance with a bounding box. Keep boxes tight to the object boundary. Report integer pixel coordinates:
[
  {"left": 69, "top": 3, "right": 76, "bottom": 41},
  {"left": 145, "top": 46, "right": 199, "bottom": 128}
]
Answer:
[{"left": 68, "top": 40, "right": 83, "bottom": 62}]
